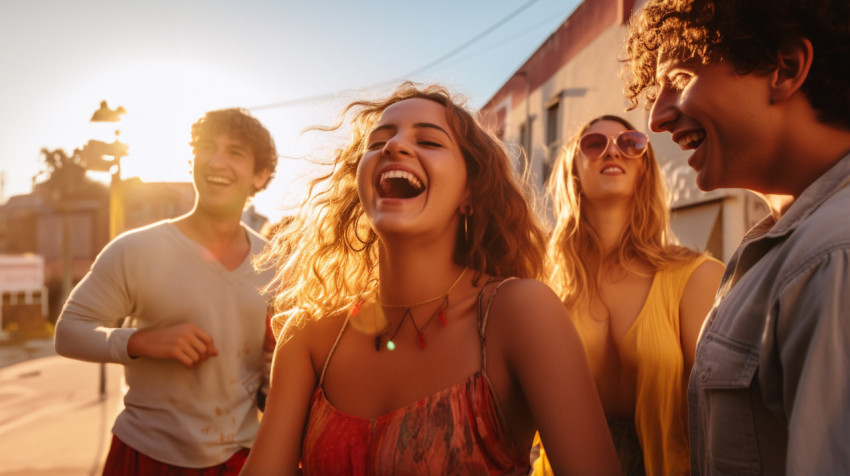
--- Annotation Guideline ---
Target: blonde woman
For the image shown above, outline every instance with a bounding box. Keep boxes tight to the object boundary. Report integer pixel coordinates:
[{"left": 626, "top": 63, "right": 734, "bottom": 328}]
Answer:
[
  {"left": 241, "top": 84, "right": 619, "bottom": 474},
  {"left": 536, "top": 115, "right": 724, "bottom": 475}
]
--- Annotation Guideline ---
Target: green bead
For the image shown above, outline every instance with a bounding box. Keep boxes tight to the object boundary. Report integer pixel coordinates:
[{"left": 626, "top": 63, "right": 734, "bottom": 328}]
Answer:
[{"left": 386, "top": 340, "right": 396, "bottom": 351}]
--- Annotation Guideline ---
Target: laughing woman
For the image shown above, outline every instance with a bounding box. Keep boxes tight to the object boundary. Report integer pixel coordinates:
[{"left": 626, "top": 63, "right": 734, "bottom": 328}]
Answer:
[
  {"left": 535, "top": 115, "right": 724, "bottom": 475},
  {"left": 241, "top": 84, "right": 619, "bottom": 475}
]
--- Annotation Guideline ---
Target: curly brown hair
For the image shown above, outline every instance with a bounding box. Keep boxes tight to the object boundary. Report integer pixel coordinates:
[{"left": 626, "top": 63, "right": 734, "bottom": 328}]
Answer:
[
  {"left": 624, "top": 0, "right": 850, "bottom": 128},
  {"left": 255, "top": 82, "right": 547, "bottom": 333},
  {"left": 190, "top": 108, "right": 278, "bottom": 194}
]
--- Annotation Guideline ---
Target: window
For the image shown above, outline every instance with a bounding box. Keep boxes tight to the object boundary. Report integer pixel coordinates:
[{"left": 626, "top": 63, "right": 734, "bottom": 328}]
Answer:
[
  {"left": 519, "top": 122, "right": 530, "bottom": 152},
  {"left": 519, "top": 120, "right": 533, "bottom": 173},
  {"left": 545, "top": 101, "right": 560, "bottom": 148},
  {"left": 494, "top": 107, "right": 507, "bottom": 141},
  {"left": 543, "top": 98, "right": 561, "bottom": 183}
]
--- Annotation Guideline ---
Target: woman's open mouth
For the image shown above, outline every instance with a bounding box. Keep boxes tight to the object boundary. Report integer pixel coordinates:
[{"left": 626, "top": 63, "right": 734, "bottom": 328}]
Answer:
[{"left": 377, "top": 170, "right": 425, "bottom": 199}]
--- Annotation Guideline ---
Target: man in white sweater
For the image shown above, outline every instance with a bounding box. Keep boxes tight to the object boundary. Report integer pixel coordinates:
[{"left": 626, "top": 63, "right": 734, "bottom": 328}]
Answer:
[{"left": 55, "top": 108, "right": 278, "bottom": 474}]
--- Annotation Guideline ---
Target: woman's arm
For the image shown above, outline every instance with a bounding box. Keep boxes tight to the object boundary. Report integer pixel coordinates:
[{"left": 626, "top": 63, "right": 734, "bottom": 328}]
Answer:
[
  {"left": 680, "top": 258, "right": 725, "bottom": 373},
  {"left": 496, "top": 279, "right": 620, "bottom": 475},
  {"left": 241, "top": 321, "right": 318, "bottom": 475}
]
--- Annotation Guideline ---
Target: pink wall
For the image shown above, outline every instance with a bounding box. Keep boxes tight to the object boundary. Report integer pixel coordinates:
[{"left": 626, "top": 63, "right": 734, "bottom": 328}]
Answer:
[{"left": 480, "top": 0, "right": 635, "bottom": 132}]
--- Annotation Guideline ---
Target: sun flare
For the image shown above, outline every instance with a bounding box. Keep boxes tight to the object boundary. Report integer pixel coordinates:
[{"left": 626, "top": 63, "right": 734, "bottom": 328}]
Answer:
[{"left": 67, "top": 58, "right": 341, "bottom": 222}]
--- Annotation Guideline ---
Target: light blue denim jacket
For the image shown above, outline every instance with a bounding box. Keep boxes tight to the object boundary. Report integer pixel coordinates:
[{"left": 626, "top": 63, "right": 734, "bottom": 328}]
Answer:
[{"left": 689, "top": 153, "right": 850, "bottom": 475}]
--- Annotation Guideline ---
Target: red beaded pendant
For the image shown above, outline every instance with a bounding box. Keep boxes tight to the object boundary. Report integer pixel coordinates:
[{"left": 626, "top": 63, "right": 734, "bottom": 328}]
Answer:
[
  {"left": 417, "top": 333, "right": 426, "bottom": 349},
  {"left": 438, "top": 308, "right": 446, "bottom": 326}
]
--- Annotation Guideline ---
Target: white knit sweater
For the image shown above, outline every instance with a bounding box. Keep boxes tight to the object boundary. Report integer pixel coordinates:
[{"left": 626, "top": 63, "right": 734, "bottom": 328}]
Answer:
[{"left": 55, "top": 220, "right": 273, "bottom": 467}]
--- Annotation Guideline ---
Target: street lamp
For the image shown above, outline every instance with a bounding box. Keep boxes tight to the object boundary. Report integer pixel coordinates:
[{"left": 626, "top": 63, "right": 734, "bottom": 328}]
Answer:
[
  {"left": 90, "top": 100, "right": 126, "bottom": 123},
  {"left": 82, "top": 100, "right": 127, "bottom": 400},
  {"left": 82, "top": 100, "right": 128, "bottom": 239}
]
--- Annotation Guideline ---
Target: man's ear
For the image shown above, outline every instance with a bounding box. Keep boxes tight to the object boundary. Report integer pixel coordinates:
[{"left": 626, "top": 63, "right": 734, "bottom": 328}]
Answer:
[
  {"left": 252, "top": 167, "right": 272, "bottom": 192},
  {"left": 770, "top": 38, "right": 813, "bottom": 104}
]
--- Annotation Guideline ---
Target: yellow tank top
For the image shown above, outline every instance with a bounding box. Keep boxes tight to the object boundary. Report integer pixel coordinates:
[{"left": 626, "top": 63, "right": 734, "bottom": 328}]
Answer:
[{"left": 533, "top": 255, "right": 715, "bottom": 475}]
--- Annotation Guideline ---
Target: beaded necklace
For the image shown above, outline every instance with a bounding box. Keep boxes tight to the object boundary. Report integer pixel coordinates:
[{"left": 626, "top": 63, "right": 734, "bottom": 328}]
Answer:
[{"left": 351, "top": 267, "right": 468, "bottom": 351}]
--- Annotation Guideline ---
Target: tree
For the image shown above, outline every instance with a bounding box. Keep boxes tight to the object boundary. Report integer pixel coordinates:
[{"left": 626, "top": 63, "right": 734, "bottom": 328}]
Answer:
[
  {"left": 32, "top": 148, "right": 110, "bottom": 323},
  {"left": 33, "top": 148, "right": 109, "bottom": 202}
]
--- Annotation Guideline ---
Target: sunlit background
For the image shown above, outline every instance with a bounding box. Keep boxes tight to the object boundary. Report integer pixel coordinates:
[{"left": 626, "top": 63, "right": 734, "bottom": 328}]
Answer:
[{"left": 0, "top": 0, "right": 579, "bottom": 223}]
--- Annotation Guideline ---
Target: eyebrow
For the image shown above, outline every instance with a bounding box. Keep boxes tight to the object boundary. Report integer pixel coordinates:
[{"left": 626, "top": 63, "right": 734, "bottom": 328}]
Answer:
[
  {"left": 655, "top": 59, "right": 671, "bottom": 83},
  {"left": 370, "top": 122, "right": 454, "bottom": 143},
  {"left": 195, "top": 137, "right": 249, "bottom": 150}
]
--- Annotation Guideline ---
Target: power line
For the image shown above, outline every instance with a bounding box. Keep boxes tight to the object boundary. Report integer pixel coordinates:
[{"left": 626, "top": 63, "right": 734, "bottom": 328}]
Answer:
[
  {"left": 427, "top": 13, "right": 567, "bottom": 76},
  {"left": 248, "top": 0, "right": 540, "bottom": 111},
  {"left": 400, "top": 0, "right": 539, "bottom": 78}
]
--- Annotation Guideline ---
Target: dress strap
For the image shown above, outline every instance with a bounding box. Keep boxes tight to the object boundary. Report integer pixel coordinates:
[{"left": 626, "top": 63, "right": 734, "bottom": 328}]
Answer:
[
  {"left": 318, "top": 315, "right": 350, "bottom": 387},
  {"left": 477, "top": 277, "right": 517, "bottom": 373}
]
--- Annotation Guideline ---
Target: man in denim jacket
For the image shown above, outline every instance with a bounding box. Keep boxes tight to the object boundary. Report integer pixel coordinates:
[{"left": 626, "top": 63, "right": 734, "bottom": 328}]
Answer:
[{"left": 623, "top": 0, "right": 850, "bottom": 473}]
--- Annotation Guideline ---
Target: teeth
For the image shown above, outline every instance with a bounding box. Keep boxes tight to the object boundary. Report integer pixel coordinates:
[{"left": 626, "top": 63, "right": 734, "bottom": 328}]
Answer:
[
  {"left": 379, "top": 170, "right": 423, "bottom": 190},
  {"left": 207, "top": 176, "right": 231, "bottom": 185},
  {"left": 602, "top": 166, "right": 624, "bottom": 174},
  {"left": 677, "top": 132, "right": 705, "bottom": 150}
]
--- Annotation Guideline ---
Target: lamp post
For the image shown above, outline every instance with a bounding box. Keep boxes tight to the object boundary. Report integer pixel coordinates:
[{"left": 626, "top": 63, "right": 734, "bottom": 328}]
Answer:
[
  {"left": 87, "top": 100, "right": 128, "bottom": 239},
  {"left": 83, "top": 100, "right": 127, "bottom": 399}
]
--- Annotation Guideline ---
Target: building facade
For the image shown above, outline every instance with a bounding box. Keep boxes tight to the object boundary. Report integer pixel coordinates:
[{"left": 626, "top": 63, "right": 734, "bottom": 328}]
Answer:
[
  {"left": 1, "top": 180, "right": 195, "bottom": 322},
  {"left": 478, "top": 0, "right": 767, "bottom": 262}
]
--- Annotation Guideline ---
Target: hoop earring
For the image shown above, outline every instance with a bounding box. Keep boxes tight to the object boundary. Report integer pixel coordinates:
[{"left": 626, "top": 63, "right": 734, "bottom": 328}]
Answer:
[
  {"left": 463, "top": 209, "right": 474, "bottom": 245},
  {"left": 464, "top": 213, "right": 469, "bottom": 244}
]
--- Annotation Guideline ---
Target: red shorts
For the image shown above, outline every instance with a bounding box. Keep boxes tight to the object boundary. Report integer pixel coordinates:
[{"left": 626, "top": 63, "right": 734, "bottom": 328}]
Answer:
[{"left": 102, "top": 434, "right": 249, "bottom": 476}]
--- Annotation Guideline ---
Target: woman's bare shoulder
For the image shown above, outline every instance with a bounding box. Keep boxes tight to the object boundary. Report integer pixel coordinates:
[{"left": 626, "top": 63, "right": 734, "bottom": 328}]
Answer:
[
  {"left": 490, "top": 277, "right": 563, "bottom": 307},
  {"left": 484, "top": 278, "right": 570, "bottom": 331},
  {"left": 276, "top": 311, "right": 349, "bottom": 370}
]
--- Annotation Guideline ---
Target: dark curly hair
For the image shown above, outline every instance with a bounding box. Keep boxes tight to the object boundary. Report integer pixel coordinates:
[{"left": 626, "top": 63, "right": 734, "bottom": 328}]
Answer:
[
  {"left": 624, "top": 0, "right": 850, "bottom": 129},
  {"left": 190, "top": 108, "right": 278, "bottom": 194}
]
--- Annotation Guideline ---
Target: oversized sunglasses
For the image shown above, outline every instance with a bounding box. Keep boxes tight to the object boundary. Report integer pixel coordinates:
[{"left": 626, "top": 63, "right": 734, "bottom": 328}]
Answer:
[{"left": 579, "top": 130, "right": 649, "bottom": 159}]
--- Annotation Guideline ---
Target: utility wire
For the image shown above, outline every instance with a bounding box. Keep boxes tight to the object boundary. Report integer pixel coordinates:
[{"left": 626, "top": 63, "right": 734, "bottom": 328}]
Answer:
[
  {"left": 398, "top": 0, "right": 538, "bottom": 79},
  {"left": 428, "top": 13, "right": 567, "bottom": 75},
  {"left": 248, "top": 0, "right": 539, "bottom": 111}
]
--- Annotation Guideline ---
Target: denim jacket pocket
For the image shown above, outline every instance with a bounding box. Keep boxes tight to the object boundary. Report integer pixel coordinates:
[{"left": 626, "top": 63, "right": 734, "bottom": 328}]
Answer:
[{"left": 695, "top": 332, "right": 762, "bottom": 475}]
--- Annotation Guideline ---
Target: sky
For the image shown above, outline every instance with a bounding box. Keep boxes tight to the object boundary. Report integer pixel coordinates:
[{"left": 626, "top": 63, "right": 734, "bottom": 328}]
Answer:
[{"left": 0, "top": 0, "right": 580, "bottom": 222}]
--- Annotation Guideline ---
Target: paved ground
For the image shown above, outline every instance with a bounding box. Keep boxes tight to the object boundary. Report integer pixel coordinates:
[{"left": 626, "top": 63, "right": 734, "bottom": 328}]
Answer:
[
  {"left": 0, "top": 338, "right": 123, "bottom": 475},
  {"left": 0, "top": 338, "right": 56, "bottom": 369}
]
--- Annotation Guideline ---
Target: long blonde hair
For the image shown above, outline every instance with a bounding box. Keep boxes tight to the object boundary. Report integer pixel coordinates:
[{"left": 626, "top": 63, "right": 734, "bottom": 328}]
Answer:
[
  {"left": 257, "top": 83, "right": 546, "bottom": 336},
  {"left": 546, "top": 115, "right": 697, "bottom": 309}
]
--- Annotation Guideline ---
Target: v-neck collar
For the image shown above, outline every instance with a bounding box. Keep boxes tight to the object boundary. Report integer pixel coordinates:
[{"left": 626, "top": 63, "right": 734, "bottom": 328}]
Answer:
[{"left": 165, "top": 221, "right": 252, "bottom": 275}]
